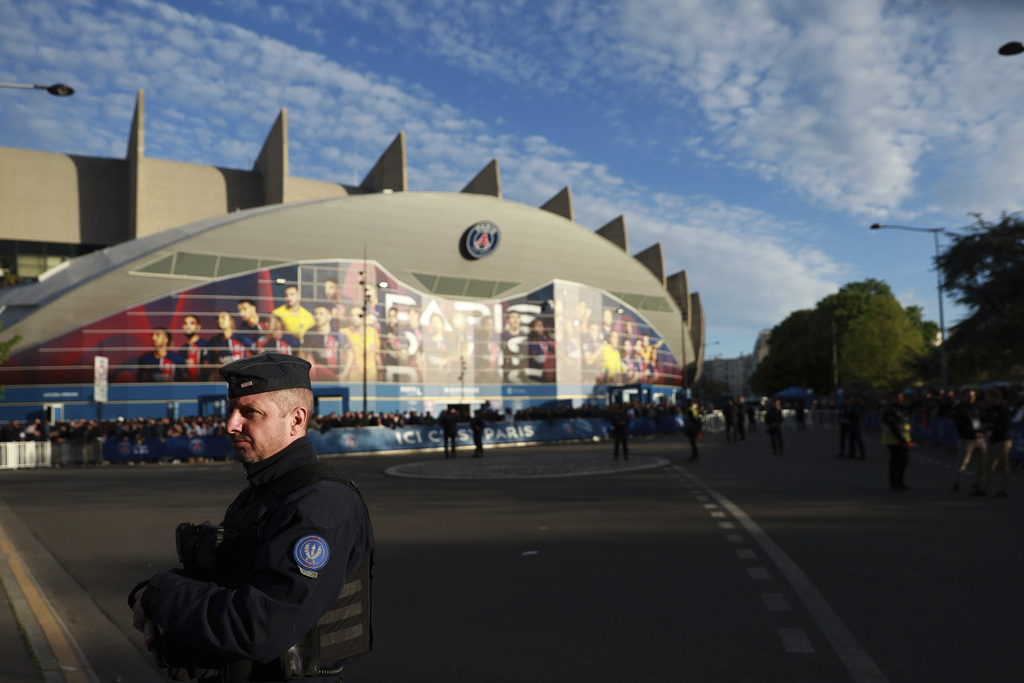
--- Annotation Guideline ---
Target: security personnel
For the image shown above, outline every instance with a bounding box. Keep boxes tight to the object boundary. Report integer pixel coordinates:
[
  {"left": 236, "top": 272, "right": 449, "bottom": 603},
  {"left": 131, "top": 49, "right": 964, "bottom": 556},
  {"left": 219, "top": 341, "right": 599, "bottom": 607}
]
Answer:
[
  {"left": 881, "top": 390, "right": 911, "bottom": 491},
  {"left": 128, "top": 353, "right": 373, "bottom": 682}
]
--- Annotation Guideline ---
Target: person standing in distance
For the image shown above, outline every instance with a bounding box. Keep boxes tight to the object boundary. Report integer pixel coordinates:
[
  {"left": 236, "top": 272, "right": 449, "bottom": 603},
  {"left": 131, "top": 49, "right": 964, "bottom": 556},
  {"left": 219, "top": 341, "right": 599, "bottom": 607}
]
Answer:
[
  {"left": 128, "top": 354, "right": 373, "bottom": 682},
  {"left": 881, "top": 390, "right": 911, "bottom": 491},
  {"left": 765, "top": 399, "right": 784, "bottom": 455}
]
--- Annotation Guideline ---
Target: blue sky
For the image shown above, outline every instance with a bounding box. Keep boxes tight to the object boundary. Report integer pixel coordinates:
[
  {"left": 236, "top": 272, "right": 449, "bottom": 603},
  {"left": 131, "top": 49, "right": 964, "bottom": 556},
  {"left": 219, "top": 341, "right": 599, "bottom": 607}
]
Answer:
[{"left": 3, "top": 0, "right": 1024, "bottom": 360}]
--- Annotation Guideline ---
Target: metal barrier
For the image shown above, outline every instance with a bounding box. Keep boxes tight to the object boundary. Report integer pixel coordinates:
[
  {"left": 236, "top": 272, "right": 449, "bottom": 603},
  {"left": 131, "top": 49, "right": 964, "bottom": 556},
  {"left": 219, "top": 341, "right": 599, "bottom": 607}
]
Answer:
[
  {"left": 702, "top": 411, "right": 725, "bottom": 432},
  {"left": 51, "top": 440, "right": 104, "bottom": 466},
  {"left": 0, "top": 441, "right": 52, "bottom": 469}
]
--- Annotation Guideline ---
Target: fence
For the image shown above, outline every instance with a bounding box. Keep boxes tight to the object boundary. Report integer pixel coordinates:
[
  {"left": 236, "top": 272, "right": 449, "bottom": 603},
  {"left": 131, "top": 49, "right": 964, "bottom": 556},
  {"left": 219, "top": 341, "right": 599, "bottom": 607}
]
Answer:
[{"left": 0, "top": 441, "right": 52, "bottom": 469}]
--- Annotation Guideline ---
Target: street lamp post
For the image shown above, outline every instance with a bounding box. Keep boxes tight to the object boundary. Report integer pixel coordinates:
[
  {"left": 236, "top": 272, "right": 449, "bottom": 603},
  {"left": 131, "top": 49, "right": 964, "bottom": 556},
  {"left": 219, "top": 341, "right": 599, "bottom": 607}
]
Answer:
[
  {"left": 869, "top": 223, "right": 948, "bottom": 388},
  {"left": 0, "top": 82, "right": 75, "bottom": 96}
]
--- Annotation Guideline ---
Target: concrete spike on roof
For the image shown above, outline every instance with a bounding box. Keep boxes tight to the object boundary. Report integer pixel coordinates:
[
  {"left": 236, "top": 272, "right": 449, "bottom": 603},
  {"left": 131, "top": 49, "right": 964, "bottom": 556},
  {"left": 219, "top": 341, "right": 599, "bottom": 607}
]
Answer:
[
  {"left": 127, "top": 89, "right": 144, "bottom": 240},
  {"left": 461, "top": 159, "right": 501, "bottom": 197},
  {"left": 666, "top": 270, "right": 690, "bottom": 325},
  {"left": 540, "top": 187, "right": 573, "bottom": 221},
  {"left": 596, "top": 215, "right": 629, "bottom": 252},
  {"left": 633, "top": 243, "right": 665, "bottom": 287},
  {"left": 689, "top": 292, "right": 705, "bottom": 384},
  {"left": 253, "top": 108, "right": 288, "bottom": 205},
  {"left": 360, "top": 132, "right": 407, "bottom": 193}
]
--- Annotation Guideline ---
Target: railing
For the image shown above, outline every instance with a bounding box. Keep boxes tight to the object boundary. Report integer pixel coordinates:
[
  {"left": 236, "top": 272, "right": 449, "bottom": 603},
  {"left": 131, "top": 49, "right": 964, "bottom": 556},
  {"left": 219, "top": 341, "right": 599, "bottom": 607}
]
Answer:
[
  {"left": 0, "top": 440, "right": 105, "bottom": 469},
  {"left": 0, "top": 441, "right": 52, "bottom": 469}
]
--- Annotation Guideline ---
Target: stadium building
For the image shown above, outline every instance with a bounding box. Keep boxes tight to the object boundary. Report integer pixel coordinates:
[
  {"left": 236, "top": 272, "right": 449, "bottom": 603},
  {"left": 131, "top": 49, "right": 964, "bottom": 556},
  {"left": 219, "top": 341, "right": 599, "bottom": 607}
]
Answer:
[{"left": 0, "top": 92, "right": 704, "bottom": 423}]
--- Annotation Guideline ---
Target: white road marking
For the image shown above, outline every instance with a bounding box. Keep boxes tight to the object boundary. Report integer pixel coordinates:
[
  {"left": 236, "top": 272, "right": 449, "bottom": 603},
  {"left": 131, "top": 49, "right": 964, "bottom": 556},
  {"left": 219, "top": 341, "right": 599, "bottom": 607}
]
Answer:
[
  {"left": 780, "top": 628, "right": 815, "bottom": 653},
  {"left": 678, "top": 469, "right": 890, "bottom": 683}
]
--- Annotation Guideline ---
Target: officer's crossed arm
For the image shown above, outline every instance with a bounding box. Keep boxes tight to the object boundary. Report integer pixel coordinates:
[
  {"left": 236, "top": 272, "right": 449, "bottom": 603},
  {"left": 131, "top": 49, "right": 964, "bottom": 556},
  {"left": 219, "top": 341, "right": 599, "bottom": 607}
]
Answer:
[{"left": 132, "top": 484, "right": 369, "bottom": 662}]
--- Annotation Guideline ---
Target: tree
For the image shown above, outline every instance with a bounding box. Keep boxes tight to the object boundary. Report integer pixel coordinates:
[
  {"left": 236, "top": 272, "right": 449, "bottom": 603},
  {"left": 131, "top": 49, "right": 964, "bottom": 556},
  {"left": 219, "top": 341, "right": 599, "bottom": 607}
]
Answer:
[
  {"left": 750, "top": 279, "right": 937, "bottom": 396},
  {"left": 936, "top": 213, "right": 1024, "bottom": 381}
]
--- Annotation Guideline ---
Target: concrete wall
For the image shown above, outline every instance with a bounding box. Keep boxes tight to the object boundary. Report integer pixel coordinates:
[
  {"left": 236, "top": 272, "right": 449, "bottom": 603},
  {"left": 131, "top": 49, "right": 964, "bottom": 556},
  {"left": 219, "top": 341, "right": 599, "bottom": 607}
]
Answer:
[
  {"left": 135, "top": 158, "right": 264, "bottom": 239},
  {"left": 0, "top": 148, "right": 129, "bottom": 245}
]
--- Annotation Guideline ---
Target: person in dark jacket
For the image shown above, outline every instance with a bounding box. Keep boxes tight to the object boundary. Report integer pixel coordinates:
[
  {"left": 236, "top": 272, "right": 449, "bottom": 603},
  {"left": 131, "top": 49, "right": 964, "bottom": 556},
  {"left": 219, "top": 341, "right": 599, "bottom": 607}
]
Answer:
[
  {"left": 128, "top": 354, "right": 373, "bottom": 682},
  {"left": 610, "top": 404, "right": 631, "bottom": 460},
  {"left": 439, "top": 407, "right": 460, "bottom": 458},
  {"left": 951, "top": 388, "right": 985, "bottom": 492},
  {"left": 765, "top": 399, "right": 784, "bottom": 455},
  {"left": 974, "top": 388, "right": 1013, "bottom": 498},
  {"left": 471, "top": 409, "right": 486, "bottom": 457}
]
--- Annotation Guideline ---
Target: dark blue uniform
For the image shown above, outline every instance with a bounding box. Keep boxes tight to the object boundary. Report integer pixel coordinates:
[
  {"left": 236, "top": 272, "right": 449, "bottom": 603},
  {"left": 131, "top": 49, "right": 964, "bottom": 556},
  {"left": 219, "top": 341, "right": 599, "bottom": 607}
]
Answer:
[{"left": 132, "top": 437, "right": 372, "bottom": 681}]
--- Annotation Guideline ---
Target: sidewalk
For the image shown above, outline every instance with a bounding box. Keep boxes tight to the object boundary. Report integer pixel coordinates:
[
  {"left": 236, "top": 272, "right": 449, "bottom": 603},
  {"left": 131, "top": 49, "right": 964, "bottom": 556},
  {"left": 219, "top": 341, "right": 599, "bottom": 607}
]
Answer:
[
  {"left": 0, "top": 559, "right": 41, "bottom": 683},
  {"left": 0, "top": 495, "right": 163, "bottom": 683}
]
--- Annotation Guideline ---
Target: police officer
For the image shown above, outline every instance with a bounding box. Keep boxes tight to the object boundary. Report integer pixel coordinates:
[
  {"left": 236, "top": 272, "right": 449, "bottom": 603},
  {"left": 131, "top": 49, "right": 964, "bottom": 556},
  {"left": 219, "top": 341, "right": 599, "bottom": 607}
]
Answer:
[
  {"left": 881, "top": 390, "right": 911, "bottom": 491},
  {"left": 128, "top": 353, "right": 373, "bottom": 682}
]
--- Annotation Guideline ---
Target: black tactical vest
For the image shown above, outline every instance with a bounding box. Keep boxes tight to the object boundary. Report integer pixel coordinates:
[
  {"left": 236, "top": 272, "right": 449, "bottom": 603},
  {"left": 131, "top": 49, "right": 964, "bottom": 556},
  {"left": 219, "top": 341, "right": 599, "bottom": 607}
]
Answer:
[{"left": 168, "top": 462, "right": 373, "bottom": 682}]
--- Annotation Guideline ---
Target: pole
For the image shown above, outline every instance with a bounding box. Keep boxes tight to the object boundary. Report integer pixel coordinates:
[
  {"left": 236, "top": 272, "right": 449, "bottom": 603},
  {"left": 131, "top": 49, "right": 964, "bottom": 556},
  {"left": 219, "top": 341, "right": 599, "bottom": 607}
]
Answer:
[
  {"left": 869, "top": 223, "right": 949, "bottom": 388},
  {"left": 831, "top": 317, "right": 839, "bottom": 392},
  {"left": 361, "top": 246, "right": 368, "bottom": 416},
  {"left": 933, "top": 231, "right": 948, "bottom": 388}
]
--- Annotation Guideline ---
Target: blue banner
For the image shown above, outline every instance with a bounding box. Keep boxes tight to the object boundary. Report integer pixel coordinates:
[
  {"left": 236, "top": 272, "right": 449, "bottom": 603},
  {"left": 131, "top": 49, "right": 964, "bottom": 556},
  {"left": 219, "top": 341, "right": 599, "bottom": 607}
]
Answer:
[
  {"left": 102, "top": 434, "right": 234, "bottom": 462},
  {"left": 308, "top": 418, "right": 612, "bottom": 455}
]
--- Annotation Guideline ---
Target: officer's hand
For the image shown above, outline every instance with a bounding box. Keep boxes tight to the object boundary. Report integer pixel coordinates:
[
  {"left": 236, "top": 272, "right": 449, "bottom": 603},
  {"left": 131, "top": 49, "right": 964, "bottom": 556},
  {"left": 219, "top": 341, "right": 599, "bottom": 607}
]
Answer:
[
  {"left": 143, "top": 619, "right": 165, "bottom": 647},
  {"left": 132, "top": 587, "right": 149, "bottom": 633}
]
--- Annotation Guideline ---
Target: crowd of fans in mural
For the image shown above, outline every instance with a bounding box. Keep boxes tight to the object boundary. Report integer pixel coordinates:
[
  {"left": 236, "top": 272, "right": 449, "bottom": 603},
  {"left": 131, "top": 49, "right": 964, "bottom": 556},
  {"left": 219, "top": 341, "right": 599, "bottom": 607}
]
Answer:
[{"left": 128, "top": 279, "right": 676, "bottom": 386}]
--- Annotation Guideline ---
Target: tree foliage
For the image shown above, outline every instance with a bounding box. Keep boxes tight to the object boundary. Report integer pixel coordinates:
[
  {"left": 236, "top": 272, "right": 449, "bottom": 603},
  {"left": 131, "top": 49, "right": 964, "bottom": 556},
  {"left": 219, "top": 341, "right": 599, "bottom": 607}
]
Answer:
[
  {"left": 936, "top": 213, "right": 1024, "bottom": 381},
  {"left": 749, "top": 279, "right": 936, "bottom": 396}
]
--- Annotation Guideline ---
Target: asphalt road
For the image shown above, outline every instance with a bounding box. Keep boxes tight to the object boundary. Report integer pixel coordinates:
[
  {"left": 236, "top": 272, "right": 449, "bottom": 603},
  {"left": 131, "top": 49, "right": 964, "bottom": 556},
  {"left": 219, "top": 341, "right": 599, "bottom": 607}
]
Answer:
[{"left": 1, "top": 426, "right": 1022, "bottom": 682}]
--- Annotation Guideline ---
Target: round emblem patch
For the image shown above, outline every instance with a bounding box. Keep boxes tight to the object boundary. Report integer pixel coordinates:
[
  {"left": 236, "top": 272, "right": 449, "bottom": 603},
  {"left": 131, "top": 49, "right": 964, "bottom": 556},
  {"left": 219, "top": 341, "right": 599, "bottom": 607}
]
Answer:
[
  {"left": 460, "top": 221, "right": 500, "bottom": 260},
  {"left": 293, "top": 535, "right": 330, "bottom": 571}
]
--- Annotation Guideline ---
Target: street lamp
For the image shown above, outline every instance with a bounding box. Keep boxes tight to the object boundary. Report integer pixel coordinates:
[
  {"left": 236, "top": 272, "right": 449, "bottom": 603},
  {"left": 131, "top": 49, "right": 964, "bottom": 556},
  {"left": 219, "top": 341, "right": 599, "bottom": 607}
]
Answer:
[
  {"left": 998, "top": 41, "right": 1023, "bottom": 56},
  {"left": 0, "top": 82, "right": 75, "bottom": 96},
  {"left": 869, "top": 223, "right": 948, "bottom": 388}
]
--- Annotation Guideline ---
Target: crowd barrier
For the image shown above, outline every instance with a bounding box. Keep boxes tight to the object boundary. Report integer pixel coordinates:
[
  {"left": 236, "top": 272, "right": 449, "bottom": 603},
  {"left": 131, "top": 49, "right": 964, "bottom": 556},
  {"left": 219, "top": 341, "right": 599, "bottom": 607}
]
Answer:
[
  {"left": 0, "top": 441, "right": 52, "bottom": 469},
  {"left": 4, "top": 410, "right": 1021, "bottom": 464},
  {"left": 101, "top": 434, "right": 235, "bottom": 462}
]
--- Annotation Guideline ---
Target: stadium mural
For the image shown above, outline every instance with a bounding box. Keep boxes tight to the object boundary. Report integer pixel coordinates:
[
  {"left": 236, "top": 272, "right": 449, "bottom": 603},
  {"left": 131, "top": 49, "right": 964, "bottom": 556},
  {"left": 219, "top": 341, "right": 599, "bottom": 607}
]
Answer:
[{"left": 0, "top": 261, "right": 681, "bottom": 389}]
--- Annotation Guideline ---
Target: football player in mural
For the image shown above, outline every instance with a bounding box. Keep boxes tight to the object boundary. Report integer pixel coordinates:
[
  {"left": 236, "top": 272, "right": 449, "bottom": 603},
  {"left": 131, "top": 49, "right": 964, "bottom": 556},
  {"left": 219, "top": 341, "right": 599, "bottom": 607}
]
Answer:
[
  {"left": 137, "top": 327, "right": 187, "bottom": 382},
  {"left": 422, "top": 312, "right": 455, "bottom": 384},
  {"left": 205, "top": 310, "right": 253, "bottom": 377},
  {"left": 272, "top": 284, "right": 316, "bottom": 342},
  {"left": 236, "top": 299, "right": 267, "bottom": 346},
  {"left": 525, "top": 317, "right": 556, "bottom": 383},
  {"left": 600, "top": 329, "right": 623, "bottom": 384},
  {"left": 341, "top": 307, "right": 380, "bottom": 382},
  {"left": 501, "top": 310, "right": 527, "bottom": 383},
  {"left": 322, "top": 277, "right": 349, "bottom": 330},
  {"left": 178, "top": 315, "right": 206, "bottom": 382},
  {"left": 303, "top": 304, "right": 349, "bottom": 377},
  {"left": 255, "top": 314, "right": 300, "bottom": 355},
  {"left": 582, "top": 321, "right": 603, "bottom": 384}
]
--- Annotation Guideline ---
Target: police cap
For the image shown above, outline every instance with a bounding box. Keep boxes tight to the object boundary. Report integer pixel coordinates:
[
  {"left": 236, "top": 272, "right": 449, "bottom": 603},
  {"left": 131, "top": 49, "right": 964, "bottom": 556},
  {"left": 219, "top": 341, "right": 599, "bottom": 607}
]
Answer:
[{"left": 219, "top": 353, "right": 312, "bottom": 399}]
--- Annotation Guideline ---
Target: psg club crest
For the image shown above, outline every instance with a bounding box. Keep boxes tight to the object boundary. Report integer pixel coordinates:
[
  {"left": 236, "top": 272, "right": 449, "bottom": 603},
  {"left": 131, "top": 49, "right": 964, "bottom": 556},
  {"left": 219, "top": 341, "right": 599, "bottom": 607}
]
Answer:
[{"left": 460, "top": 221, "right": 500, "bottom": 260}]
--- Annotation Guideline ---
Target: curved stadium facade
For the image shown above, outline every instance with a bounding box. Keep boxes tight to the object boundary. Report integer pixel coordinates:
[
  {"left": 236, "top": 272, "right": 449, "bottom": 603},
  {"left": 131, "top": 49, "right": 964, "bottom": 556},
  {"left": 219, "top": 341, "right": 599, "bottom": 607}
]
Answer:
[{"left": 0, "top": 92, "right": 704, "bottom": 422}]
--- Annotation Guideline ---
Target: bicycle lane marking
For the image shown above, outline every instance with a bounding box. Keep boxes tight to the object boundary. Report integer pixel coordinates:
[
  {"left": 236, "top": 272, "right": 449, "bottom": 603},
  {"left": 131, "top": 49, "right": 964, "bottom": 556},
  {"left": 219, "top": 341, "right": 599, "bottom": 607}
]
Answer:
[
  {"left": 0, "top": 515, "right": 95, "bottom": 683},
  {"left": 674, "top": 466, "right": 890, "bottom": 683}
]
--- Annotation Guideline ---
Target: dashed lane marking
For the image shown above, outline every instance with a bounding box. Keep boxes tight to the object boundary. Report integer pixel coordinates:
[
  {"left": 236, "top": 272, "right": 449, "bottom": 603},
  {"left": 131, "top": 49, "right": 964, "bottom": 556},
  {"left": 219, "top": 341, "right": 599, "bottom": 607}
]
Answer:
[{"left": 675, "top": 467, "right": 890, "bottom": 683}]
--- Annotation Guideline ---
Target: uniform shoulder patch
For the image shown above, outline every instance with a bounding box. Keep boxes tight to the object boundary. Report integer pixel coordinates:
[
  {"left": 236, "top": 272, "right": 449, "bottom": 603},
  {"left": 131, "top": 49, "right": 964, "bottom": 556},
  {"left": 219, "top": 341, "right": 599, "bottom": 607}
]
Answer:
[{"left": 293, "top": 534, "right": 330, "bottom": 572}]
